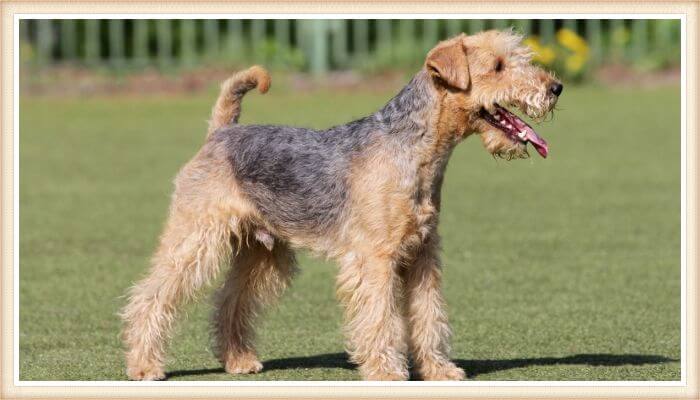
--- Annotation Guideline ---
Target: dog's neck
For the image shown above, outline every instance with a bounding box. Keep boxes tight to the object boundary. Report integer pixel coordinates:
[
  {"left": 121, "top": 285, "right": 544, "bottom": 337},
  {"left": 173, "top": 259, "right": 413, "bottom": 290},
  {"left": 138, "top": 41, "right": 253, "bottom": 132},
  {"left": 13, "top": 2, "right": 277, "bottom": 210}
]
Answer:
[
  {"left": 374, "top": 70, "right": 436, "bottom": 139},
  {"left": 374, "top": 70, "right": 457, "bottom": 206},
  {"left": 375, "top": 70, "right": 463, "bottom": 152}
]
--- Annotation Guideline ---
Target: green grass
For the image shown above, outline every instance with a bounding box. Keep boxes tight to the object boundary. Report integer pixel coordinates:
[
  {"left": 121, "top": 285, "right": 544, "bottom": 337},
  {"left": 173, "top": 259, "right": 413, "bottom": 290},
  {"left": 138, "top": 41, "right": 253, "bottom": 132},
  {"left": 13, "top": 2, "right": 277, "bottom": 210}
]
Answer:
[{"left": 19, "top": 82, "right": 681, "bottom": 381}]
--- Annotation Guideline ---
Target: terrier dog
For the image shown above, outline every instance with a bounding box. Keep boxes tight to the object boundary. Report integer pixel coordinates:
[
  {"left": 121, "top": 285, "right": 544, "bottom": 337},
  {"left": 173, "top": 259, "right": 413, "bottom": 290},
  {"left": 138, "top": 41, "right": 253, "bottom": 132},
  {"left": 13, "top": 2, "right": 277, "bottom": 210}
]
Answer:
[{"left": 121, "top": 30, "right": 562, "bottom": 381}]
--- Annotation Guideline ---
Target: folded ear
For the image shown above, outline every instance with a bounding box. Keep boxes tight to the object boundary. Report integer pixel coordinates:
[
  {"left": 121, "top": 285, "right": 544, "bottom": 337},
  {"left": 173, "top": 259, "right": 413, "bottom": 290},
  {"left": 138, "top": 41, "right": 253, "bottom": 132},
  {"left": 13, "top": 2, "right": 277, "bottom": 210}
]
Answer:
[{"left": 425, "top": 37, "right": 470, "bottom": 91}]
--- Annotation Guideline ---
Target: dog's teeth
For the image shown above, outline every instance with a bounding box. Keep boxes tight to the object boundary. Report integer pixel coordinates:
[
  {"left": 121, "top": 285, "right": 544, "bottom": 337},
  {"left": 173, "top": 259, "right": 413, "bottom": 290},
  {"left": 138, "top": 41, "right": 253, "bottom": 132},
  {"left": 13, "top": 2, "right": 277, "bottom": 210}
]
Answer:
[
  {"left": 506, "top": 124, "right": 513, "bottom": 129},
  {"left": 517, "top": 131, "right": 527, "bottom": 139},
  {"left": 494, "top": 115, "right": 501, "bottom": 120}
]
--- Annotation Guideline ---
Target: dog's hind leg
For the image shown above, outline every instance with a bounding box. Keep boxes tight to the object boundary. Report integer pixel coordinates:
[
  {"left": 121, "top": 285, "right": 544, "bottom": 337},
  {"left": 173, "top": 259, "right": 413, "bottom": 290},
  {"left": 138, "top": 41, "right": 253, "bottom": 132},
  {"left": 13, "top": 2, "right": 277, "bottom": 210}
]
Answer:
[
  {"left": 120, "top": 158, "right": 240, "bottom": 381},
  {"left": 120, "top": 208, "right": 232, "bottom": 380},
  {"left": 212, "top": 240, "right": 297, "bottom": 374}
]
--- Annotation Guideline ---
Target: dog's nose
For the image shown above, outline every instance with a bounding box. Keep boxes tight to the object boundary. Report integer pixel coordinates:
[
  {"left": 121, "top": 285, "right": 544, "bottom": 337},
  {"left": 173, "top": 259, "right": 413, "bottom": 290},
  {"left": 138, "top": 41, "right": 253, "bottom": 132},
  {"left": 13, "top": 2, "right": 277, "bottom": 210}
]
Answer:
[{"left": 550, "top": 82, "right": 563, "bottom": 96}]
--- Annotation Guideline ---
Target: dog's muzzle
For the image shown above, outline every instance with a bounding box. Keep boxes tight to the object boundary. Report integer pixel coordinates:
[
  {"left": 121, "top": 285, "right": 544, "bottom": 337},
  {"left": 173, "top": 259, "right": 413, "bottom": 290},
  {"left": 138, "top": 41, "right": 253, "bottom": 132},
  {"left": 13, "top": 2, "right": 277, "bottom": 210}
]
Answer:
[{"left": 479, "top": 105, "right": 549, "bottom": 158}]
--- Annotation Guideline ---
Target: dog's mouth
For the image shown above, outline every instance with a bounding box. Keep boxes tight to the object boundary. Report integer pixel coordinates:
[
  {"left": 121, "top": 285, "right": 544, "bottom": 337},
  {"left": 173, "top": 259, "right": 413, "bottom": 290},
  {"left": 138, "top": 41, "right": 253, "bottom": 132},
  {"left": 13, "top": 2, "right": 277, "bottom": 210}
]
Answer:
[{"left": 479, "top": 104, "right": 549, "bottom": 158}]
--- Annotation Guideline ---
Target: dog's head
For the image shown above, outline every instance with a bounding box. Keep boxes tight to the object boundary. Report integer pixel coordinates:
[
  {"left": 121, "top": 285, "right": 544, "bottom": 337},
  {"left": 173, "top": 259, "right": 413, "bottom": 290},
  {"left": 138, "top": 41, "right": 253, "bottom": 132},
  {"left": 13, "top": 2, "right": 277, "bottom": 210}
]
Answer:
[{"left": 425, "top": 30, "right": 562, "bottom": 159}]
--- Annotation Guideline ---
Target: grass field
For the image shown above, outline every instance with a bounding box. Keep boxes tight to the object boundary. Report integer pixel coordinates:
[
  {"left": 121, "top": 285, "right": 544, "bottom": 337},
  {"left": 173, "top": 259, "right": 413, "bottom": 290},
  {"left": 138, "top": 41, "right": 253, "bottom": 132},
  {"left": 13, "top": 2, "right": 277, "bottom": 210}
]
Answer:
[{"left": 19, "top": 80, "right": 681, "bottom": 381}]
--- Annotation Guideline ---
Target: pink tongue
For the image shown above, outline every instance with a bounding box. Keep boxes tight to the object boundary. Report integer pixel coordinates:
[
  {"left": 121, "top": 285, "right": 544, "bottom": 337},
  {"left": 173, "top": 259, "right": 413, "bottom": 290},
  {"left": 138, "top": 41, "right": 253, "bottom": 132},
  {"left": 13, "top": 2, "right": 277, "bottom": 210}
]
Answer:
[
  {"left": 507, "top": 112, "right": 549, "bottom": 158},
  {"left": 523, "top": 128, "right": 549, "bottom": 158}
]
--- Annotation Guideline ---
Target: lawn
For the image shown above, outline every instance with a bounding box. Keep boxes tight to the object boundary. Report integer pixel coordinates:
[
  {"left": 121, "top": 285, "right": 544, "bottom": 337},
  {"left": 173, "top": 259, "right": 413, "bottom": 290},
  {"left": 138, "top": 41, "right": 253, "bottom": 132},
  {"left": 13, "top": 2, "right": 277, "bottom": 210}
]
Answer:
[{"left": 19, "top": 79, "right": 681, "bottom": 381}]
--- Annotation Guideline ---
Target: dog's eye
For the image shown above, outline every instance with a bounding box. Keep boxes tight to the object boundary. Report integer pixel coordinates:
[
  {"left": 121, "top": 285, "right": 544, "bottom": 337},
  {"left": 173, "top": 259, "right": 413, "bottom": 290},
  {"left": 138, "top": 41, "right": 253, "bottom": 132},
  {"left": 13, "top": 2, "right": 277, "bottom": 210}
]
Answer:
[{"left": 495, "top": 59, "right": 504, "bottom": 72}]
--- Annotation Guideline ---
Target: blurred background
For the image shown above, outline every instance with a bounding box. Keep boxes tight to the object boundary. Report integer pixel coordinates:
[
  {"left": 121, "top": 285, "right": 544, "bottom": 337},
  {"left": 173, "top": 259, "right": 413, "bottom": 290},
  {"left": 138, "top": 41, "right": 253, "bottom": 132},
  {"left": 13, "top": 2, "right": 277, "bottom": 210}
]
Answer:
[
  {"left": 19, "top": 19, "right": 682, "bottom": 381},
  {"left": 20, "top": 19, "right": 681, "bottom": 92}
]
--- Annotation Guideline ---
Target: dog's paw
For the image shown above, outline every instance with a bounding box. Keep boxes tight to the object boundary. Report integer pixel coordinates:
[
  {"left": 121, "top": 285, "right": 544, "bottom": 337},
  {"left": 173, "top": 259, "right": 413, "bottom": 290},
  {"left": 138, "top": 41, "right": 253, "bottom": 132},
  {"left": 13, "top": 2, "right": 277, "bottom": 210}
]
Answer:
[
  {"left": 420, "top": 361, "right": 466, "bottom": 381},
  {"left": 224, "top": 353, "right": 263, "bottom": 374},
  {"left": 126, "top": 364, "right": 166, "bottom": 381}
]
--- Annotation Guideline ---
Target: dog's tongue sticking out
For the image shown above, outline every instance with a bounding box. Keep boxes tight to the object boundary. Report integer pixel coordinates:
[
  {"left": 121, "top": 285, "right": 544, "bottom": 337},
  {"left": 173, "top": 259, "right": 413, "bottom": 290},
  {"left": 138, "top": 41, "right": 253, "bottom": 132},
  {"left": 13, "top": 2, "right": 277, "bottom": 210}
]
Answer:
[
  {"left": 493, "top": 105, "right": 549, "bottom": 158},
  {"left": 512, "top": 117, "right": 549, "bottom": 158},
  {"left": 526, "top": 131, "right": 548, "bottom": 158}
]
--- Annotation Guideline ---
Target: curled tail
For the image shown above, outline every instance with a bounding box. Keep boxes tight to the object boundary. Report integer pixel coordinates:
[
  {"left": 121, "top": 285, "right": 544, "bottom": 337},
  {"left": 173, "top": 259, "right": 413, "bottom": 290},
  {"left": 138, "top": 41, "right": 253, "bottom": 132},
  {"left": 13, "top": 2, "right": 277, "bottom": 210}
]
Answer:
[{"left": 207, "top": 65, "right": 271, "bottom": 137}]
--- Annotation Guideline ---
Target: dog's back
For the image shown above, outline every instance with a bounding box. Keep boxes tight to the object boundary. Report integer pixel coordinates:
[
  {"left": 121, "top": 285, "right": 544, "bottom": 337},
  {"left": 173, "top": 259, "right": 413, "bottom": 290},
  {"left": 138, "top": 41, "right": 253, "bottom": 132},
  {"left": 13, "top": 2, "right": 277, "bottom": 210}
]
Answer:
[{"left": 211, "top": 122, "right": 374, "bottom": 237}]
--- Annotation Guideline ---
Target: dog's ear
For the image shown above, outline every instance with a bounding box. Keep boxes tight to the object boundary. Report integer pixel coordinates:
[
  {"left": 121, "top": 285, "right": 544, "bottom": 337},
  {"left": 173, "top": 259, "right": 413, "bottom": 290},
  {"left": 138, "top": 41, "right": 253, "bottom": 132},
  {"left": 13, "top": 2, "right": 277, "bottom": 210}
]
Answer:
[{"left": 425, "top": 37, "right": 470, "bottom": 91}]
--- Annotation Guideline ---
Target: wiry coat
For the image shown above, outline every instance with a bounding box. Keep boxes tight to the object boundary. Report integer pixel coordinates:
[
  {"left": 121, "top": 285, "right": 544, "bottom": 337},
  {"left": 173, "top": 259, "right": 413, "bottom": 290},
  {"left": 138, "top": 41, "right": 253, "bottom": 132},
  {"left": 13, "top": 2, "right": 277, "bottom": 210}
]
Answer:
[
  {"left": 210, "top": 71, "right": 438, "bottom": 251},
  {"left": 121, "top": 30, "right": 562, "bottom": 381}
]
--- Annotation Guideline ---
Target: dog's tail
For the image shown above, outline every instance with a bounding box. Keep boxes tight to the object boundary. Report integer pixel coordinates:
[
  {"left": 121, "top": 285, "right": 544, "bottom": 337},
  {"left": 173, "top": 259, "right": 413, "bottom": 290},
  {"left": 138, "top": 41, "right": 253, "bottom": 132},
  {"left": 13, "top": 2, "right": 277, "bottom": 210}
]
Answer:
[{"left": 207, "top": 65, "right": 271, "bottom": 137}]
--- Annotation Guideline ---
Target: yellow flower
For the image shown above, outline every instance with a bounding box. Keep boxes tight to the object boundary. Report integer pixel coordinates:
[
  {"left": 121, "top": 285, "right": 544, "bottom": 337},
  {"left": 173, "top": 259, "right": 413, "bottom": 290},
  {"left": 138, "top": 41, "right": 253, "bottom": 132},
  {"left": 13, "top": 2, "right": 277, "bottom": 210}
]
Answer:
[
  {"left": 565, "top": 54, "right": 587, "bottom": 74},
  {"left": 536, "top": 46, "right": 556, "bottom": 65},
  {"left": 556, "top": 28, "right": 589, "bottom": 56},
  {"left": 524, "top": 36, "right": 556, "bottom": 65},
  {"left": 523, "top": 37, "right": 542, "bottom": 52}
]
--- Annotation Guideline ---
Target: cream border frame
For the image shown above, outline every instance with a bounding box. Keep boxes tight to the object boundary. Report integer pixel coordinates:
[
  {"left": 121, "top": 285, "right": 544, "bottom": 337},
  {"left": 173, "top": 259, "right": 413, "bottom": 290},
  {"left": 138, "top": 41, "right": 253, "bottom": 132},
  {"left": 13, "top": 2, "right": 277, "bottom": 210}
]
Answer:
[{"left": 1, "top": 2, "right": 697, "bottom": 399}]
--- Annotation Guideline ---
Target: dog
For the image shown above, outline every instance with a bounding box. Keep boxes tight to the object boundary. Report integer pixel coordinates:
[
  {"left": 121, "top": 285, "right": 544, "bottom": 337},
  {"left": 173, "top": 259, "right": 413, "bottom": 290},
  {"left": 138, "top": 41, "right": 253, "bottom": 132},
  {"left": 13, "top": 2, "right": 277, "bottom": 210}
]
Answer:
[{"left": 121, "top": 29, "right": 562, "bottom": 381}]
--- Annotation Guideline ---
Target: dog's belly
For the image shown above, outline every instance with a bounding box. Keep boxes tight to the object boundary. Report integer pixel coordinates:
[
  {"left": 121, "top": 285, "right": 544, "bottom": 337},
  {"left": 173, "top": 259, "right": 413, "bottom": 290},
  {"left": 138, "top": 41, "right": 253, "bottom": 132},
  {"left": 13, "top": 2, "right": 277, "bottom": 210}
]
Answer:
[{"left": 216, "top": 124, "right": 355, "bottom": 236}]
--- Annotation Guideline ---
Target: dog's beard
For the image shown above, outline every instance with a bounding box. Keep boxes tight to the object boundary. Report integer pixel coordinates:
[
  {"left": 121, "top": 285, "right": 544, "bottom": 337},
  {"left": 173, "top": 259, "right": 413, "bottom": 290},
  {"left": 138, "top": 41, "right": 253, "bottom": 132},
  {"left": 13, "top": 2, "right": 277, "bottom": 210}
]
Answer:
[{"left": 480, "top": 130, "right": 530, "bottom": 160}]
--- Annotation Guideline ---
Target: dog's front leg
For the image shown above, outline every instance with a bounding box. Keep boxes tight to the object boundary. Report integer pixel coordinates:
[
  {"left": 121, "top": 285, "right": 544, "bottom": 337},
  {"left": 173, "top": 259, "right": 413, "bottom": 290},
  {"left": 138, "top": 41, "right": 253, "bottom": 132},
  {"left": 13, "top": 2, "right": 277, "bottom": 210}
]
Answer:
[
  {"left": 404, "top": 235, "right": 465, "bottom": 380},
  {"left": 336, "top": 254, "right": 409, "bottom": 380}
]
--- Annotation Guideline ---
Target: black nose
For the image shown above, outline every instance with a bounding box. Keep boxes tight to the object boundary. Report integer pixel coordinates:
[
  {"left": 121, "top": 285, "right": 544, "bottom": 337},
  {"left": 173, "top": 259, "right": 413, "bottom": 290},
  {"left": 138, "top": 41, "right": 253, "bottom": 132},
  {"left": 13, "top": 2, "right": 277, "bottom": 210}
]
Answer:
[{"left": 550, "top": 82, "right": 563, "bottom": 96}]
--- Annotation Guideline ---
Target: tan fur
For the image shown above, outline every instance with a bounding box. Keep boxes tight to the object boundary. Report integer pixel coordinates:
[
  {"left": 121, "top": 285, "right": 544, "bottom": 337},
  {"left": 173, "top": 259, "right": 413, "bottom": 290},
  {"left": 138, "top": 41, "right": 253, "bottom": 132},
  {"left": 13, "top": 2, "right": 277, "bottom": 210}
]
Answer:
[
  {"left": 208, "top": 65, "right": 271, "bottom": 137},
  {"left": 426, "top": 33, "right": 470, "bottom": 90},
  {"left": 121, "top": 30, "right": 560, "bottom": 381}
]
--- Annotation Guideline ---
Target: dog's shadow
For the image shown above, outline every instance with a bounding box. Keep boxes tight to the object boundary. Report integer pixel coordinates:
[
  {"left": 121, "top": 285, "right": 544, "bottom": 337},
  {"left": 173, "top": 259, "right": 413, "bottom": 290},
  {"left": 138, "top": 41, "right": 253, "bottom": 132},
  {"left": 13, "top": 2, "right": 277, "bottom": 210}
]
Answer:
[{"left": 166, "top": 352, "right": 677, "bottom": 380}]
